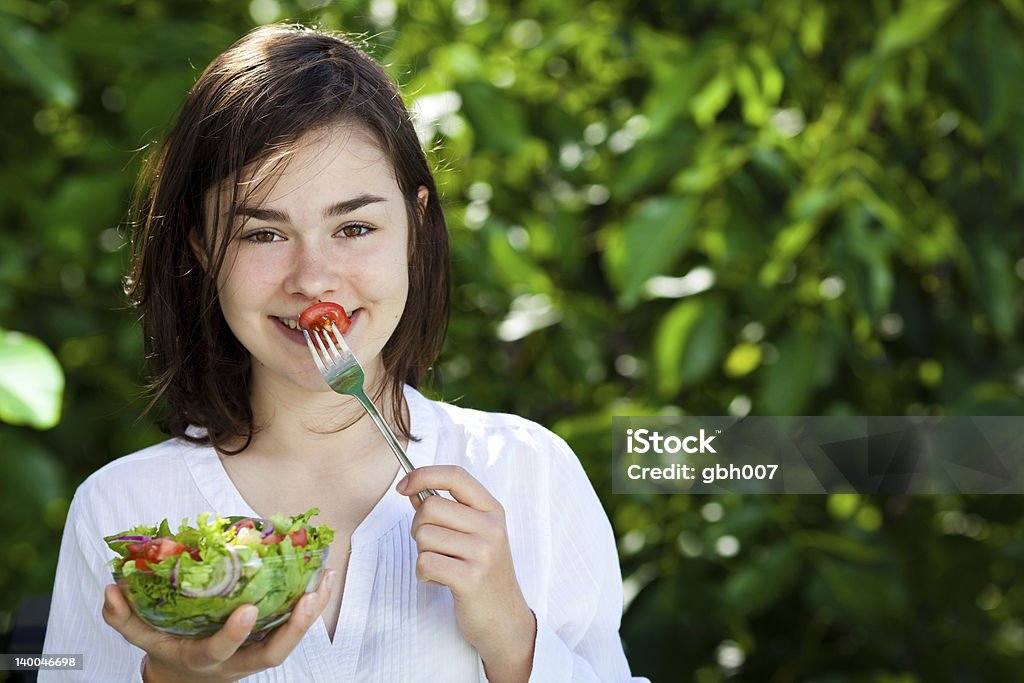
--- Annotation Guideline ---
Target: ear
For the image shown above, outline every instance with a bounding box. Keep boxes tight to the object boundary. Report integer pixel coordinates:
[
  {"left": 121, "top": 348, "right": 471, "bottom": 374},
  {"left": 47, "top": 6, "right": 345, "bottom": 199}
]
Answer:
[
  {"left": 416, "top": 185, "right": 429, "bottom": 217},
  {"left": 189, "top": 228, "right": 208, "bottom": 271}
]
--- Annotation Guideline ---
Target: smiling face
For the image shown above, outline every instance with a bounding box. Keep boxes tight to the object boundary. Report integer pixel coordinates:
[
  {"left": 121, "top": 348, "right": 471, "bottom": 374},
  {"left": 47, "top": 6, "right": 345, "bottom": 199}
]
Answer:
[{"left": 203, "top": 123, "right": 416, "bottom": 396}]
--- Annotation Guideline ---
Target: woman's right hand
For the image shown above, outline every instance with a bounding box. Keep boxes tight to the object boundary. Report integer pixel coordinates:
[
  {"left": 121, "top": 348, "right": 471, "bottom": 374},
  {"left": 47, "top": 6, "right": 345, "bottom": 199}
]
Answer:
[{"left": 102, "top": 570, "right": 336, "bottom": 683}]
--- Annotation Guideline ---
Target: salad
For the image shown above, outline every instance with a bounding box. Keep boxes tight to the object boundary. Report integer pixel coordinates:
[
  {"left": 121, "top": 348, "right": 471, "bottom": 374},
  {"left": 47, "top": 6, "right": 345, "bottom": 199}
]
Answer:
[{"left": 106, "top": 508, "right": 334, "bottom": 638}]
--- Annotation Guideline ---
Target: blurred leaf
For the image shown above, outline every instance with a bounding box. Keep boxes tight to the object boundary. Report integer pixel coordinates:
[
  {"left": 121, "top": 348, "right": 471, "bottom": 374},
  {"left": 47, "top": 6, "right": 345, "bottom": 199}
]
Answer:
[
  {"left": 723, "top": 342, "right": 762, "bottom": 378},
  {"left": 690, "top": 71, "right": 733, "bottom": 128},
  {"left": 486, "top": 229, "right": 553, "bottom": 295},
  {"left": 0, "top": 429, "right": 64, "bottom": 518},
  {"left": 0, "top": 15, "right": 77, "bottom": 107},
  {"left": 974, "top": 238, "right": 1018, "bottom": 341},
  {"left": 123, "top": 70, "right": 198, "bottom": 140},
  {"left": 0, "top": 330, "right": 64, "bottom": 429},
  {"left": 43, "top": 174, "right": 127, "bottom": 251},
  {"left": 808, "top": 556, "right": 909, "bottom": 628},
  {"left": 949, "top": 5, "right": 1024, "bottom": 138},
  {"left": 612, "top": 126, "right": 696, "bottom": 200},
  {"left": 723, "top": 542, "right": 800, "bottom": 616},
  {"left": 654, "top": 296, "right": 726, "bottom": 397},
  {"left": 604, "top": 196, "right": 699, "bottom": 308},
  {"left": 759, "top": 219, "right": 819, "bottom": 286},
  {"left": 756, "top": 328, "right": 820, "bottom": 415},
  {"left": 875, "top": 0, "right": 962, "bottom": 56},
  {"left": 457, "top": 80, "right": 527, "bottom": 153},
  {"left": 794, "top": 529, "right": 885, "bottom": 563}
]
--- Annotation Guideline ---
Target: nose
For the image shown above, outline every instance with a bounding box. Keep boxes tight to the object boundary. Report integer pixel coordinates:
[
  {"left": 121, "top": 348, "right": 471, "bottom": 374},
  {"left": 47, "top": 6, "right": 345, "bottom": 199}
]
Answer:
[{"left": 283, "top": 241, "right": 342, "bottom": 300}]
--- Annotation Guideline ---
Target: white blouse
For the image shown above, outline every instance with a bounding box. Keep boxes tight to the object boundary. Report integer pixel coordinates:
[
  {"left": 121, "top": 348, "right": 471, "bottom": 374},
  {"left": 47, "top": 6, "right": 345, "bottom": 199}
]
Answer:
[{"left": 41, "top": 387, "right": 647, "bottom": 682}]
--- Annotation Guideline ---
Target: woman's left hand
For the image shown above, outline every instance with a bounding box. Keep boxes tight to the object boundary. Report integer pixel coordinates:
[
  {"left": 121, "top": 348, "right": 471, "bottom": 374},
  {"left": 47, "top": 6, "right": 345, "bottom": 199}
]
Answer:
[{"left": 397, "top": 465, "right": 536, "bottom": 682}]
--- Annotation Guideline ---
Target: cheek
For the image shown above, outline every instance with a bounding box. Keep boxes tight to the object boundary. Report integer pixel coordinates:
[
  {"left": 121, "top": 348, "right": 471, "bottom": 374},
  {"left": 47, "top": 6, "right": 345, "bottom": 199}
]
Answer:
[{"left": 215, "top": 254, "right": 275, "bottom": 315}]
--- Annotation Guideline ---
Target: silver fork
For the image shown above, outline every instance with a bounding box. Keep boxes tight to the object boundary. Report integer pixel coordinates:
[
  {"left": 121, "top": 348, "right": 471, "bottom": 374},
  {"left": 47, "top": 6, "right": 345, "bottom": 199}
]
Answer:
[{"left": 304, "top": 324, "right": 435, "bottom": 502}]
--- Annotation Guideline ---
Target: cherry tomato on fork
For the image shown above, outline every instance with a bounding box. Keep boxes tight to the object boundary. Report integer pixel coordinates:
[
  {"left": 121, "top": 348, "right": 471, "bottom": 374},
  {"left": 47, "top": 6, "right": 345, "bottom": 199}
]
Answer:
[{"left": 298, "top": 302, "right": 350, "bottom": 335}]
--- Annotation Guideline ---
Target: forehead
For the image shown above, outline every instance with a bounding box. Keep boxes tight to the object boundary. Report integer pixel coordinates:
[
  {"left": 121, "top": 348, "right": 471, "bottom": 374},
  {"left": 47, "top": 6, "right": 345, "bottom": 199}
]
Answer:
[{"left": 206, "top": 122, "right": 401, "bottom": 219}]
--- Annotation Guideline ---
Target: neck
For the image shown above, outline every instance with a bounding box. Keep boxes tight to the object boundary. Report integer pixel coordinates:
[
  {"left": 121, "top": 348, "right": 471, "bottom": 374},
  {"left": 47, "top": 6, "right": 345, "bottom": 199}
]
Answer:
[{"left": 227, "top": 369, "right": 406, "bottom": 474}]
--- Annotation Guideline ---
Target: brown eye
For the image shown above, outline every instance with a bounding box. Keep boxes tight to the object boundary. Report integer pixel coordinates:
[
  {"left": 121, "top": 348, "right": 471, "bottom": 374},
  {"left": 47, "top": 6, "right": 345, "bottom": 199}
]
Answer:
[
  {"left": 339, "top": 224, "right": 373, "bottom": 238},
  {"left": 244, "top": 230, "right": 279, "bottom": 243}
]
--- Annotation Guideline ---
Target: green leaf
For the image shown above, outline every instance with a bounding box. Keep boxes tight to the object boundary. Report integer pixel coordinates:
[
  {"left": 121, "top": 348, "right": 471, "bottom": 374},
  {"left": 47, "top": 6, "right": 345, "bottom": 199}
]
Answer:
[
  {"left": 723, "top": 542, "right": 800, "bottom": 617},
  {"left": 0, "top": 15, "right": 77, "bottom": 107},
  {"left": 975, "top": 239, "right": 1017, "bottom": 342},
  {"left": 653, "top": 296, "right": 726, "bottom": 397},
  {"left": 758, "top": 219, "right": 818, "bottom": 286},
  {"left": 690, "top": 71, "right": 733, "bottom": 129},
  {"left": 808, "top": 556, "right": 909, "bottom": 628},
  {"left": 603, "top": 196, "right": 699, "bottom": 308},
  {"left": 612, "top": 126, "right": 696, "bottom": 200},
  {"left": 0, "top": 330, "right": 65, "bottom": 429},
  {"left": 950, "top": 5, "right": 1024, "bottom": 139},
  {"left": 458, "top": 81, "right": 527, "bottom": 153},
  {"left": 486, "top": 229, "right": 553, "bottom": 295},
  {"left": 875, "top": 0, "right": 962, "bottom": 57},
  {"left": 756, "top": 328, "right": 820, "bottom": 415},
  {"left": 723, "top": 342, "right": 762, "bottom": 378}
]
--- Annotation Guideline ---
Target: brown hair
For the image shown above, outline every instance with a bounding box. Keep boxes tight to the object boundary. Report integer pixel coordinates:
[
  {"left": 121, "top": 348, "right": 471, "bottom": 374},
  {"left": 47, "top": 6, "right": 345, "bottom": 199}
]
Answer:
[{"left": 125, "top": 24, "right": 450, "bottom": 453}]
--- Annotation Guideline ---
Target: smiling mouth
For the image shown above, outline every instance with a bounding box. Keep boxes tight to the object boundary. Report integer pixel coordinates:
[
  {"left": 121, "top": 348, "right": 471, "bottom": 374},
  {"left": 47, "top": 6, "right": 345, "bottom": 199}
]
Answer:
[{"left": 275, "top": 309, "right": 358, "bottom": 332}]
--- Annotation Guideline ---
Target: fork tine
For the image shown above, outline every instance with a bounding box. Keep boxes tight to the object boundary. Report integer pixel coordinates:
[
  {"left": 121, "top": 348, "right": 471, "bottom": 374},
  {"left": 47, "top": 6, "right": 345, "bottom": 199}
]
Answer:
[
  {"left": 323, "top": 329, "right": 348, "bottom": 366},
  {"left": 303, "top": 329, "right": 329, "bottom": 373},
  {"left": 311, "top": 328, "right": 338, "bottom": 366},
  {"left": 316, "top": 327, "right": 345, "bottom": 363},
  {"left": 328, "top": 323, "right": 352, "bottom": 358}
]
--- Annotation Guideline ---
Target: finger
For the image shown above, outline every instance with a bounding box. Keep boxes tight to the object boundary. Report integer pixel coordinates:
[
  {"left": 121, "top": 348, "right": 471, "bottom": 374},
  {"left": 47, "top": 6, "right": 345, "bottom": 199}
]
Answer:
[
  {"left": 410, "top": 494, "right": 494, "bottom": 536},
  {"left": 103, "top": 584, "right": 255, "bottom": 669},
  {"left": 191, "top": 603, "right": 260, "bottom": 667},
  {"left": 239, "top": 570, "right": 336, "bottom": 670},
  {"left": 412, "top": 523, "right": 482, "bottom": 561},
  {"left": 101, "top": 584, "right": 164, "bottom": 651},
  {"left": 415, "top": 550, "right": 465, "bottom": 586},
  {"left": 398, "top": 466, "right": 502, "bottom": 513}
]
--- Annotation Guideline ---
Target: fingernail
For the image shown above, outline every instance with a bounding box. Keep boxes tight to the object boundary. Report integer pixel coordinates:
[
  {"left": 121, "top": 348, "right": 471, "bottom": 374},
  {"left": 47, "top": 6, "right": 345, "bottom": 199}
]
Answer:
[
  {"left": 240, "top": 607, "right": 257, "bottom": 626},
  {"left": 396, "top": 476, "right": 408, "bottom": 493}
]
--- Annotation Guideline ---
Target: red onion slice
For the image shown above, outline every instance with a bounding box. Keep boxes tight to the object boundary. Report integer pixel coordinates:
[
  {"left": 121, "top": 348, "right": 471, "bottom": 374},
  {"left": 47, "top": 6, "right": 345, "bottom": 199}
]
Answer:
[
  {"left": 227, "top": 517, "right": 275, "bottom": 538},
  {"left": 179, "top": 546, "right": 241, "bottom": 598}
]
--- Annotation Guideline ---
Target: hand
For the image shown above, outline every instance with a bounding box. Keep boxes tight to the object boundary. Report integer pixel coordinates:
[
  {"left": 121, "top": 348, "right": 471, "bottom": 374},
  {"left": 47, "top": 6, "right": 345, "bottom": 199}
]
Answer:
[
  {"left": 398, "top": 466, "right": 536, "bottom": 683},
  {"left": 102, "top": 570, "right": 336, "bottom": 683}
]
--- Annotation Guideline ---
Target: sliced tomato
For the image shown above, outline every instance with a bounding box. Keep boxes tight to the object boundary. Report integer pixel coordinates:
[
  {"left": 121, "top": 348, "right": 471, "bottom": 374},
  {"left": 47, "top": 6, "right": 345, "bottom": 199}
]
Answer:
[
  {"left": 145, "top": 537, "right": 186, "bottom": 563},
  {"left": 126, "top": 541, "right": 148, "bottom": 557},
  {"left": 299, "top": 302, "right": 350, "bottom": 335},
  {"left": 185, "top": 546, "right": 202, "bottom": 562},
  {"left": 261, "top": 533, "right": 284, "bottom": 545},
  {"left": 125, "top": 558, "right": 150, "bottom": 570},
  {"left": 126, "top": 537, "right": 190, "bottom": 566},
  {"left": 289, "top": 528, "right": 308, "bottom": 547}
]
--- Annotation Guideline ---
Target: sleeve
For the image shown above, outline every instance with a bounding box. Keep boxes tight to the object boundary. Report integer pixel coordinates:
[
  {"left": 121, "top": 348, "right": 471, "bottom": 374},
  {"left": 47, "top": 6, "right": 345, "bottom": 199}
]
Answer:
[
  {"left": 39, "top": 488, "right": 147, "bottom": 683},
  {"left": 521, "top": 435, "right": 649, "bottom": 683}
]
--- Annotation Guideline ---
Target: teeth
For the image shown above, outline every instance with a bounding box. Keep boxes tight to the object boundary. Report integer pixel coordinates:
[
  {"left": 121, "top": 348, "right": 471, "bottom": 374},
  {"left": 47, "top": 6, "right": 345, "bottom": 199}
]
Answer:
[{"left": 279, "top": 318, "right": 301, "bottom": 331}]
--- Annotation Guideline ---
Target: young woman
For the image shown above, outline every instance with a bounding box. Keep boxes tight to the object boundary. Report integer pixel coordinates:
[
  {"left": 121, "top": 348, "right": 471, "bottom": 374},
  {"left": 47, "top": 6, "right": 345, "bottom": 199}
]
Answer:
[{"left": 41, "top": 24, "right": 645, "bottom": 682}]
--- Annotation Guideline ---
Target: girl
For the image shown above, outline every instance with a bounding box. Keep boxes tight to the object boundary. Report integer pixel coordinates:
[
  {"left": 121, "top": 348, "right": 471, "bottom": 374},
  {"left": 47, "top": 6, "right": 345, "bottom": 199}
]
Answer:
[{"left": 42, "top": 24, "right": 644, "bottom": 683}]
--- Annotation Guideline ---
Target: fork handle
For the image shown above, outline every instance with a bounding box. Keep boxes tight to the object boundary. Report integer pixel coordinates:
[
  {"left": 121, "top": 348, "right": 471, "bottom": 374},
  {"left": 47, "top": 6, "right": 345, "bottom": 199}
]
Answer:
[{"left": 352, "top": 389, "right": 436, "bottom": 503}]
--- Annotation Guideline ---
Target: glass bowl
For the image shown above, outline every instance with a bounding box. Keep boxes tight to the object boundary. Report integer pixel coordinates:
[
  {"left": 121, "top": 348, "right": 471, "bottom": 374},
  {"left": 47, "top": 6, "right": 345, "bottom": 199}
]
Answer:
[{"left": 112, "top": 546, "right": 329, "bottom": 640}]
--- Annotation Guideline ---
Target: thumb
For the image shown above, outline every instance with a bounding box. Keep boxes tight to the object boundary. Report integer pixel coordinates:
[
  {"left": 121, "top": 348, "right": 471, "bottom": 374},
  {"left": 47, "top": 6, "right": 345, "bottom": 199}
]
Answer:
[
  {"left": 102, "top": 584, "right": 160, "bottom": 651},
  {"left": 102, "top": 584, "right": 131, "bottom": 626}
]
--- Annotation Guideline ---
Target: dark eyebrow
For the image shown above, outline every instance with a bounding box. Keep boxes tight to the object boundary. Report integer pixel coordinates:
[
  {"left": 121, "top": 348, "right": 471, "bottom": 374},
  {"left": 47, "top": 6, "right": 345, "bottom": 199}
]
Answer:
[{"left": 232, "top": 194, "right": 388, "bottom": 222}]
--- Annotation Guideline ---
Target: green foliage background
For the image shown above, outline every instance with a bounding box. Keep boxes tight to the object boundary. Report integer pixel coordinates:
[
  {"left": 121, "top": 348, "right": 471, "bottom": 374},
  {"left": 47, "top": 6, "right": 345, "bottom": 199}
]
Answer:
[{"left": 2, "top": 0, "right": 1023, "bottom": 681}]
